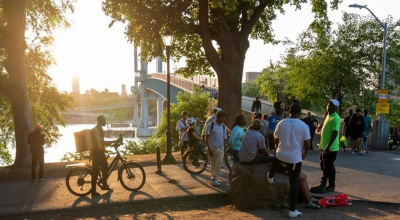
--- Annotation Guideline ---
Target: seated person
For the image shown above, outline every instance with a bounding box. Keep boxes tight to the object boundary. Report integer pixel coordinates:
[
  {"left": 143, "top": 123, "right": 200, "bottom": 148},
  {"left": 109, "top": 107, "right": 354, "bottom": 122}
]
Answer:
[
  {"left": 277, "top": 163, "right": 321, "bottom": 209},
  {"left": 239, "top": 120, "right": 274, "bottom": 164},
  {"left": 186, "top": 117, "right": 206, "bottom": 151}
]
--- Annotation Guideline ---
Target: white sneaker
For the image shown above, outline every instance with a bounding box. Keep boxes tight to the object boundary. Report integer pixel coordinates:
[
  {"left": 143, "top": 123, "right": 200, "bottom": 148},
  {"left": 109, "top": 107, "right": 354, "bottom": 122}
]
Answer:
[
  {"left": 267, "top": 172, "right": 274, "bottom": 184},
  {"left": 351, "top": 151, "right": 355, "bottom": 155},
  {"left": 288, "top": 210, "right": 302, "bottom": 218},
  {"left": 210, "top": 179, "right": 221, "bottom": 186}
]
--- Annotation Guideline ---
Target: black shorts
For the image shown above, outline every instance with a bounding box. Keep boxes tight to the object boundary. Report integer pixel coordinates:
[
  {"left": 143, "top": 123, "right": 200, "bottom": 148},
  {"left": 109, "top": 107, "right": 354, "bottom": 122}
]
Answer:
[{"left": 350, "top": 133, "right": 364, "bottom": 141}]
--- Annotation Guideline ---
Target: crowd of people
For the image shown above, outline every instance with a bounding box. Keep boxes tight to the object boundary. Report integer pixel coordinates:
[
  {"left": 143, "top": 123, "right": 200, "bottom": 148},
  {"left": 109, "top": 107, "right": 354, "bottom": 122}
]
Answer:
[{"left": 176, "top": 97, "right": 377, "bottom": 218}]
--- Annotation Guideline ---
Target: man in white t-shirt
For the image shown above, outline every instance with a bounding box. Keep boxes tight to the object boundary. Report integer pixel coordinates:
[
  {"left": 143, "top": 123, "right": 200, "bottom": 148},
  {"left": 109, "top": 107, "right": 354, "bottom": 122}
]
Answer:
[
  {"left": 206, "top": 110, "right": 228, "bottom": 187},
  {"left": 267, "top": 103, "right": 311, "bottom": 218}
]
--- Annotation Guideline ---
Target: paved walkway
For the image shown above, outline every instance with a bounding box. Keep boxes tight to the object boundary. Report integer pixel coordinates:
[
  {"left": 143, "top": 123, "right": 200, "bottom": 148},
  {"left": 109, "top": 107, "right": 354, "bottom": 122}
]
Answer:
[{"left": 1, "top": 149, "right": 400, "bottom": 217}]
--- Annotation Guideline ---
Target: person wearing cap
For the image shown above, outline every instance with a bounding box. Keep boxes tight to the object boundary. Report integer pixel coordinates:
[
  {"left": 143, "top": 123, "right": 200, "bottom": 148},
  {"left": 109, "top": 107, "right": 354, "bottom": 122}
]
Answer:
[
  {"left": 91, "top": 115, "right": 123, "bottom": 197},
  {"left": 349, "top": 108, "right": 366, "bottom": 155},
  {"left": 267, "top": 110, "right": 280, "bottom": 151},
  {"left": 239, "top": 119, "right": 273, "bottom": 164},
  {"left": 27, "top": 124, "right": 46, "bottom": 182},
  {"left": 342, "top": 109, "right": 354, "bottom": 152},
  {"left": 176, "top": 111, "right": 189, "bottom": 158},
  {"left": 317, "top": 99, "right": 341, "bottom": 192},
  {"left": 201, "top": 107, "right": 222, "bottom": 141},
  {"left": 267, "top": 104, "right": 311, "bottom": 218},
  {"left": 205, "top": 110, "right": 228, "bottom": 186},
  {"left": 194, "top": 118, "right": 203, "bottom": 137}
]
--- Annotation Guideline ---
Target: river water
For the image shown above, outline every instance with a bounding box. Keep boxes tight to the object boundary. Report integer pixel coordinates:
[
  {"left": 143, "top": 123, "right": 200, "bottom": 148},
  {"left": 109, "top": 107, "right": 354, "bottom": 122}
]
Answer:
[{"left": 7, "top": 124, "right": 144, "bottom": 164}]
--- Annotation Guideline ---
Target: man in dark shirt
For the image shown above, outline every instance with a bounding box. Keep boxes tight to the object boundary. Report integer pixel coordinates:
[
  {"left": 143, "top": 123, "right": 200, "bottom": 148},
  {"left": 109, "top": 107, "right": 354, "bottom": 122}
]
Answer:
[
  {"left": 302, "top": 112, "right": 318, "bottom": 150},
  {"left": 27, "top": 124, "right": 45, "bottom": 182},
  {"left": 342, "top": 109, "right": 353, "bottom": 152},
  {"left": 349, "top": 109, "right": 365, "bottom": 155},
  {"left": 91, "top": 115, "right": 122, "bottom": 197},
  {"left": 251, "top": 96, "right": 262, "bottom": 113}
]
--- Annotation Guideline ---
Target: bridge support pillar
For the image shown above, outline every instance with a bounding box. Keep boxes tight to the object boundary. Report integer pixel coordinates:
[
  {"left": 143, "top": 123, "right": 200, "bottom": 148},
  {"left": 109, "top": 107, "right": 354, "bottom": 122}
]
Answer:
[{"left": 157, "top": 95, "right": 163, "bottom": 127}]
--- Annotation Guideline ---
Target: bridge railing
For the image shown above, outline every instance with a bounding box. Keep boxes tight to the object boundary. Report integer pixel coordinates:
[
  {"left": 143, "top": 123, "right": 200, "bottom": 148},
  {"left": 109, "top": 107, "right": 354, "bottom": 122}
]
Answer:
[{"left": 148, "top": 73, "right": 196, "bottom": 92}]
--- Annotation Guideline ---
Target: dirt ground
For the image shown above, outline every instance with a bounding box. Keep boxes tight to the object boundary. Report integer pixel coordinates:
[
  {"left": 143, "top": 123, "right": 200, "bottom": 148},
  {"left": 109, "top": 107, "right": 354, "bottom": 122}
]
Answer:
[{"left": 5, "top": 194, "right": 400, "bottom": 220}]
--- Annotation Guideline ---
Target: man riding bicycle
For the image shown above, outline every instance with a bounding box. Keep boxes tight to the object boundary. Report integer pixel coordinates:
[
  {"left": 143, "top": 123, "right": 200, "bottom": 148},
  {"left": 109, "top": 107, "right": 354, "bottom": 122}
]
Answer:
[
  {"left": 186, "top": 117, "right": 206, "bottom": 151},
  {"left": 91, "top": 115, "right": 122, "bottom": 197}
]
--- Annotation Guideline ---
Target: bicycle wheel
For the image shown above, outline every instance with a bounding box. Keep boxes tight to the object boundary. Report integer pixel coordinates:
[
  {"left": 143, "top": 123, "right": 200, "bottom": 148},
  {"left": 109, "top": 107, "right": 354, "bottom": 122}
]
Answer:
[
  {"left": 118, "top": 162, "right": 146, "bottom": 191},
  {"left": 182, "top": 149, "right": 207, "bottom": 174},
  {"left": 224, "top": 147, "right": 234, "bottom": 170},
  {"left": 65, "top": 167, "right": 93, "bottom": 197}
]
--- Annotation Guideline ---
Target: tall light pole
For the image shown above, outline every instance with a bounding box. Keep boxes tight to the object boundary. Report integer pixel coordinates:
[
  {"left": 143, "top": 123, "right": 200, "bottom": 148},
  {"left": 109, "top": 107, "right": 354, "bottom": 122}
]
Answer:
[
  {"left": 162, "top": 31, "right": 176, "bottom": 163},
  {"left": 349, "top": 4, "right": 390, "bottom": 149}
]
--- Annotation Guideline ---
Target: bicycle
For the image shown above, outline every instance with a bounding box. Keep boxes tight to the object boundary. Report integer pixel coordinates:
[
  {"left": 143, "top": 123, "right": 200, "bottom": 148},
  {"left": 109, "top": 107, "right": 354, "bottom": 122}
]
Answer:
[
  {"left": 182, "top": 145, "right": 209, "bottom": 174},
  {"left": 223, "top": 146, "right": 234, "bottom": 170},
  {"left": 65, "top": 139, "right": 146, "bottom": 197}
]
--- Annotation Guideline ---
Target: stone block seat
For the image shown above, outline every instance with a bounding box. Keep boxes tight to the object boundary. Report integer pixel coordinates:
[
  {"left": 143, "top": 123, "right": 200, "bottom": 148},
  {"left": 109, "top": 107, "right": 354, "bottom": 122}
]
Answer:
[{"left": 229, "top": 161, "right": 289, "bottom": 210}]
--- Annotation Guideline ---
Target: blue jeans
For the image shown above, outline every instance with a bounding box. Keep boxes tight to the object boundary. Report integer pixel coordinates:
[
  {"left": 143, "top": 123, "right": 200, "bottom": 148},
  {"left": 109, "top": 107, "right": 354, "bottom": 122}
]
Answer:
[
  {"left": 364, "top": 133, "right": 369, "bottom": 151},
  {"left": 231, "top": 149, "right": 240, "bottom": 163}
]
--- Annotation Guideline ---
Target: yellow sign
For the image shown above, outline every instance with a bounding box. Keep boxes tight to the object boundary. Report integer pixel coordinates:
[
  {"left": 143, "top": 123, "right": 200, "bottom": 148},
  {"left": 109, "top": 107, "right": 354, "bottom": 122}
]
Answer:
[
  {"left": 379, "top": 90, "right": 389, "bottom": 94},
  {"left": 376, "top": 103, "right": 389, "bottom": 114},
  {"left": 378, "top": 99, "right": 388, "bottom": 103}
]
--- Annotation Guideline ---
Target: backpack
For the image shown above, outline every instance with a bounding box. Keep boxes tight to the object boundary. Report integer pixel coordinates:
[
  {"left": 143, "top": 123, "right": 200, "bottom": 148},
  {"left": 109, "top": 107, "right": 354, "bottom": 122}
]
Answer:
[
  {"left": 209, "top": 121, "right": 226, "bottom": 134},
  {"left": 74, "top": 129, "right": 95, "bottom": 152}
]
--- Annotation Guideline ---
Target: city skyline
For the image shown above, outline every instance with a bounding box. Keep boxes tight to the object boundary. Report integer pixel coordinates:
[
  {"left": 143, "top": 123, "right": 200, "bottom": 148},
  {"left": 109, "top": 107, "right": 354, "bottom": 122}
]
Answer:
[{"left": 48, "top": 0, "right": 400, "bottom": 94}]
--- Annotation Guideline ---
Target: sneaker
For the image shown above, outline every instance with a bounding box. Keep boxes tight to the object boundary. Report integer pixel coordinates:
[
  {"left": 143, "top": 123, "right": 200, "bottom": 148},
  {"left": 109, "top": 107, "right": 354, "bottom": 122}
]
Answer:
[
  {"left": 91, "top": 192, "right": 101, "bottom": 197},
  {"left": 325, "top": 185, "right": 335, "bottom": 192},
  {"left": 309, "top": 147, "right": 314, "bottom": 150},
  {"left": 100, "top": 185, "right": 113, "bottom": 191},
  {"left": 366, "top": 151, "right": 369, "bottom": 153},
  {"left": 354, "top": 149, "right": 359, "bottom": 153},
  {"left": 342, "top": 149, "right": 346, "bottom": 152},
  {"left": 288, "top": 210, "right": 302, "bottom": 218},
  {"left": 39, "top": 178, "right": 45, "bottom": 181},
  {"left": 305, "top": 202, "right": 321, "bottom": 209},
  {"left": 352, "top": 151, "right": 355, "bottom": 155},
  {"left": 210, "top": 179, "right": 221, "bottom": 186},
  {"left": 311, "top": 197, "right": 319, "bottom": 203},
  {"left": 266, "top": 172, "right": 274, "bottom": 184}
]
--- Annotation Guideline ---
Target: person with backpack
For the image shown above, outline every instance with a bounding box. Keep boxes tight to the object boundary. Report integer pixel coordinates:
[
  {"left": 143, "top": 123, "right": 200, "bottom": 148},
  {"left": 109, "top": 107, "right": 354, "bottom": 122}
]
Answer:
[
  {"left": 205, "top": 110, "right": 228, "bottom": 187},
  {"left": 176, "top": 111, "right": 189, "bottom": 158},
  {"left": 91, "top": 115, "right": 122, "bottom": 197}
]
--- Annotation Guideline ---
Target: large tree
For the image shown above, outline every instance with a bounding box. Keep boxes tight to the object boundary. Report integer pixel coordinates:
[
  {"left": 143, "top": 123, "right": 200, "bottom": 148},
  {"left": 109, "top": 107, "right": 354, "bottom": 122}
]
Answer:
[
  {"left": 0, "top": 0, "right": 74, "bottom": 165},
  {"left": 257, "top": 12, "right": 400, "bottom": 116},
  {"left": 102, "top": 0, "right": 340, "bottom": 126}
]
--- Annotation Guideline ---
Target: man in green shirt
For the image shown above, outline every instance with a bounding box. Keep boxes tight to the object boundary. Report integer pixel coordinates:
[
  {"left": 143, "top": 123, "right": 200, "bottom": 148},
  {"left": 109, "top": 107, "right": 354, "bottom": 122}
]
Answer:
[{"left": 318, "top": 99, "right": 341, "bottom": 192}]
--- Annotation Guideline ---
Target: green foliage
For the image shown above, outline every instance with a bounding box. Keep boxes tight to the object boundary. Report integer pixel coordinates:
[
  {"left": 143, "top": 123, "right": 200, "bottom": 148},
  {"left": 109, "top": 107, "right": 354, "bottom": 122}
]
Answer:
[
  {"left": 386, "top": 101, "right": 400, "bottom": 126},
  {"left": 242, "top": 83, "right": 261, "bottom": 98},
  {"left": 258, "top": 13, "right": 400, "bottom": 116},
  {"left": 0, "top": 0, "right": 75, "bottom": 163},
  {"left": 128, "top": 87, "right": 211, "bottom": 154}
]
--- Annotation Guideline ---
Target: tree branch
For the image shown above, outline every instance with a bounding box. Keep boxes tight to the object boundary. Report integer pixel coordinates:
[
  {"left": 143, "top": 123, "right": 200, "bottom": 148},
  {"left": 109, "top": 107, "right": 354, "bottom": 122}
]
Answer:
[
  {"left": 198, "top": 0, "right": 223, "bottom": 72},
  {"left": 240, "top": 1, "right": 270, "bottom": 37}
]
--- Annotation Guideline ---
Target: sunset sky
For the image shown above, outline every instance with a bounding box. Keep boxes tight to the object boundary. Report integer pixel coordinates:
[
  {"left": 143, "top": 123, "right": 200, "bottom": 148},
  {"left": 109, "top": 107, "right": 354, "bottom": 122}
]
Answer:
[{"left": 48, "top": 0, "right": 400, "bottom": 94}]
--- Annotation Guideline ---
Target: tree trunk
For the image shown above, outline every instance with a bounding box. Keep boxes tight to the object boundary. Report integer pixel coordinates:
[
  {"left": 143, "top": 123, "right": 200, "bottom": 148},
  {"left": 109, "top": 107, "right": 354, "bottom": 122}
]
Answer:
[
  {"left": 3, "top": 0, "right": 33, "bottom": 166},
  {"left": 217, "top": 65, "right": 244, "bottom": 129}
]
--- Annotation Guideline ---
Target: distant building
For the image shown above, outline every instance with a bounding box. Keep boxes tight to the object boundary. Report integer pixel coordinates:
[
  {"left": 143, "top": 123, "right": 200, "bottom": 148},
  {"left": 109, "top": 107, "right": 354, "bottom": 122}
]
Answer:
[
  {"left": 121, "top": 84, "right": 128, "bottom": 98},
  {"left": 72, "top": 75, "right": 80, "bottom": 94},
  {"left": 245, "top": 72, "right": 261, "bottom": 83}
]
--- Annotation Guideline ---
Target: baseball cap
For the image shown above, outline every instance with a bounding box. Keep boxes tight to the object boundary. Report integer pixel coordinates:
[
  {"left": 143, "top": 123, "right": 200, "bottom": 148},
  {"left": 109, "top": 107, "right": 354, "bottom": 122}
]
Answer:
[
  {"left": 271, "top": 110, "right": 276, "bottom": 114},
  {"left": 34, "top": 124, "right": 42, "bottom": 130},
  {"left": 330, "top": 99, "right": 340, "bottom": 107},
  {"left": 216, "top": 110, "right": 227, "bottom": 117}
]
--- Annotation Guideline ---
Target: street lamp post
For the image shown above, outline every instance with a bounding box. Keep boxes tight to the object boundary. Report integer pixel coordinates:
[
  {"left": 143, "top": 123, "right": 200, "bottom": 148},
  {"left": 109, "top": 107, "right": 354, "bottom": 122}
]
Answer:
[
  {"left": 349, "top": 4, "right": 390, "bottom": 149},
  {"left": 162, "top": 31, "right": 176, "bottom": 163}
]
